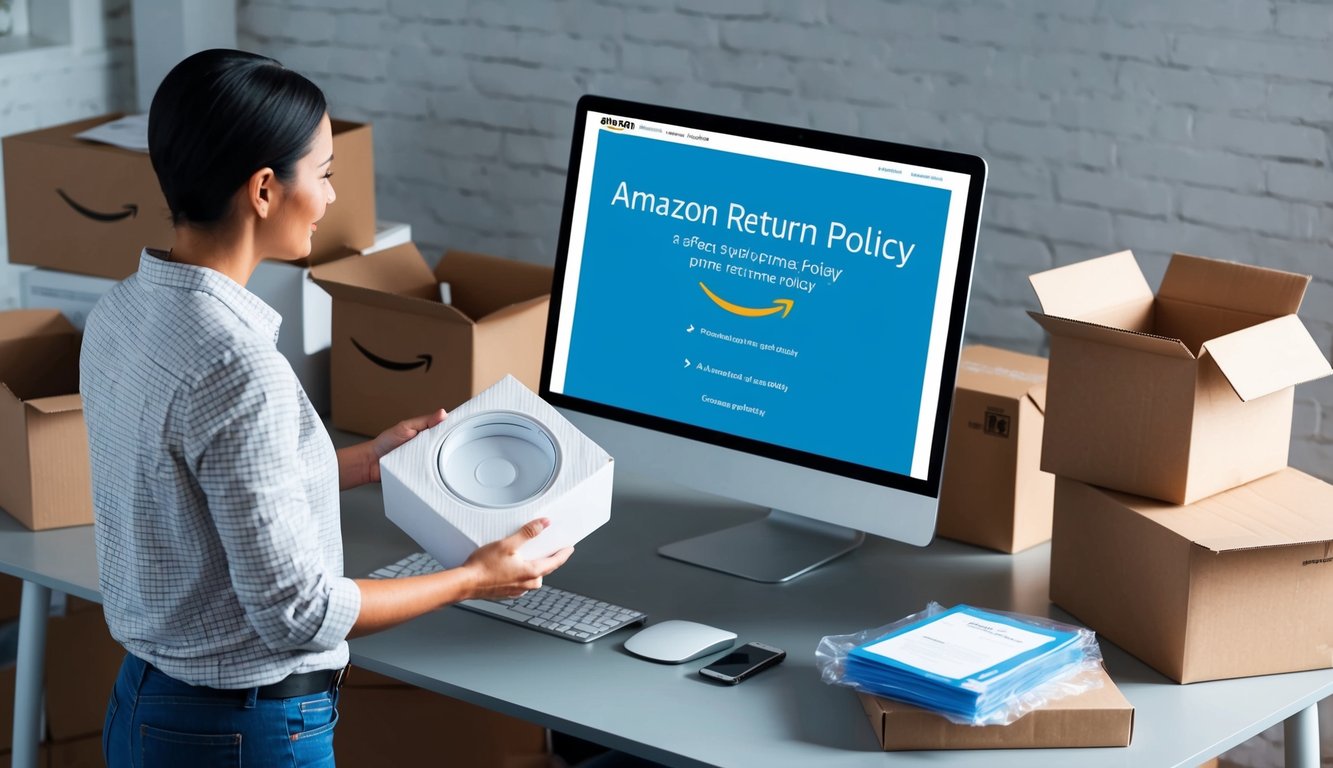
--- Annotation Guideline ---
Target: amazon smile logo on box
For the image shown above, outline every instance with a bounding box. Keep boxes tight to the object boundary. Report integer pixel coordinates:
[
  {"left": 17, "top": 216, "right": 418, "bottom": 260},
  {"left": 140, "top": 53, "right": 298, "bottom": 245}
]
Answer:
[
  {"left": 351, "top": 338, "right": 432, "bottom": 372},
  {"left": 311, "top": 243, "right": 553, "bottom": 437},
  {"left": 55, "top": 189, "right": 138, "bottom": 222}
]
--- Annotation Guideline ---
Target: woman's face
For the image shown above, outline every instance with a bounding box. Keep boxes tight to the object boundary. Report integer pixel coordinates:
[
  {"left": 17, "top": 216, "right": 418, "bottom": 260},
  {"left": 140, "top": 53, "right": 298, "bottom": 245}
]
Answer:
[{"left": 265, "top": 113, "right": 336, "bottom": 261}]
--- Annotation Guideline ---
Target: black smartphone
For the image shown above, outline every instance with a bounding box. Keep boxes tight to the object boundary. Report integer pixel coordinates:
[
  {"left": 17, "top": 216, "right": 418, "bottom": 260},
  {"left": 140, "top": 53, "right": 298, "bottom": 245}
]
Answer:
[{"left": 698, "top": 642, "right": 786, "bottom": 685}]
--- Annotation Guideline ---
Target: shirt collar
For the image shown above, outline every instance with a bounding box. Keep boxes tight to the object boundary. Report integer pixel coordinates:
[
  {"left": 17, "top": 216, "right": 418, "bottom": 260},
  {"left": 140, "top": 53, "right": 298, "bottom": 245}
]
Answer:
[{"left": 137, "top": 249, "right": 283, "bottom": 344}]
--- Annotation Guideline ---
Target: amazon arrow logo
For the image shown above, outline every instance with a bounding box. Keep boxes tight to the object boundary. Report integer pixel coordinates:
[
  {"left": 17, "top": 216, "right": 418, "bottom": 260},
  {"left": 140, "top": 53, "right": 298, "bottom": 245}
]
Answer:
[
  {"left": 351, "top": 338, "right": 433, "bottom": 372},
  {"left": 56, "top": 189, "right": 139, "bottom": 222}
]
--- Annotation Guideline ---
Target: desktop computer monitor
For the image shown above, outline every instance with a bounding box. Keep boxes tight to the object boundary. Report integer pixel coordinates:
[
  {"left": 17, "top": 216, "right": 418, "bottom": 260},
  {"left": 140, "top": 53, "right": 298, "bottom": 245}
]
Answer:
[{"left": 540, "top": 95, "right": 986, "bottom": 583}]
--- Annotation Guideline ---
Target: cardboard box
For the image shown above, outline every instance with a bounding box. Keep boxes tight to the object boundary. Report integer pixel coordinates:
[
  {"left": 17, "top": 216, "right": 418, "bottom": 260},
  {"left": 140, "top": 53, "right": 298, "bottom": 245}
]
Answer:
[
  {"left": 45, "top": 601, "right": 122, "bottom": 740},
  {"left": 0, "top": 311, "right": 91, "bottom": 530},
  {"left": 936, "top": 345, "right": 1052, "bottom": 553},
  {"left": 3, "top": 113, "right": 376, "bottom": 280},
  {"left": 312, "top": 244, "right": 552, "bottom": 437},
  {"left": 858, "top": 665, "right": 1133, "bottom": 750},
  {"left": 1050, "top": 470, "right": 1333, "bottom": 684},
  {"left": 335, "top": 666, "right": 548, "bottom": 768},
  {"left": 1029, "top": 251, "right": 1332, "bottom": 505}
]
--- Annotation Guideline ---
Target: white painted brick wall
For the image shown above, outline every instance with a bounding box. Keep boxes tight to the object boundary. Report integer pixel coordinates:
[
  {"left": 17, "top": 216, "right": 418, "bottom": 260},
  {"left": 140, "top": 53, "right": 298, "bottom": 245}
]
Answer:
[
  {"left": 0, "top": 0, "right": 135, "bottom": 309},
  {"left": 235, "top": 3, "right": 1331, "bottom": 762},
  {"left": 237, "top": 0, "right": 1333, "bottom": 480},
  {"left": 0, "top": 2, "right": 1321, "bottom": 762}
]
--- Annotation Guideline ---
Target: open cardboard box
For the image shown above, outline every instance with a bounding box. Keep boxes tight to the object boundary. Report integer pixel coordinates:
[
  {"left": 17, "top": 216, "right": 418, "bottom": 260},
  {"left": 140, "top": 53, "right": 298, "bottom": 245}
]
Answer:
[
  {"left": 1050, "top": 469, "right": 1333, "bottom": 683},
  {"left": 19, "top": 222, "right": 412, "bottom": 416},
  {"left": 936, "top": 345, "right": 1053, "bottom": 553},
  {"left": 0, "top": 310, "right": 91, "bottom": 530},
  {"left": 311, "top": 244, "right": 552, "bottom": 436},
  {"left": 1029, "top": 251, "right": 1332, "bottom": 504},
  {"left": 858, "top": 665, "right": 1133, "bottom": 750},
  {"left": 3, "top": 113, "right": 376, "bottom": 280}
]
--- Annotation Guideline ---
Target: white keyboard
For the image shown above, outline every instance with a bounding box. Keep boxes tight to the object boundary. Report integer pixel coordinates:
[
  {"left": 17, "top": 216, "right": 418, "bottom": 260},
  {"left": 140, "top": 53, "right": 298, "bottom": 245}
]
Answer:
[{"left": 368, "top": 552, "right": 648, "bottom": 643}]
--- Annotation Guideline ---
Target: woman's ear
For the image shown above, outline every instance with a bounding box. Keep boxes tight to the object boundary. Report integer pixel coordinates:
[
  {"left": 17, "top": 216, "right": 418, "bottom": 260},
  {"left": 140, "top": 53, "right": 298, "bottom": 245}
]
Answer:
[{"left": 246, "top": 167, "right": 277, "bottom": 219}]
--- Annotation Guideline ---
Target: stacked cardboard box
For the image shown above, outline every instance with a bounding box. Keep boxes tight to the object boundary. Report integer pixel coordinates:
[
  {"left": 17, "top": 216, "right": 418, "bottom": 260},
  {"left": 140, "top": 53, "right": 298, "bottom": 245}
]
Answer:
[
  {"left": 1031, "top": 251, "right": 1333, "bottom": 683},
  {"left": 3, "top": 113, "right": 381, "bottom": 416},
  {"left": 0, "top": 588, "right": 123, "bottom": 766},
  {"left": 935, "top": 345, "right": 1054, "bottom": 553},
  {"left": 3, "top": 114, "right": 375, "bottom": 279}
]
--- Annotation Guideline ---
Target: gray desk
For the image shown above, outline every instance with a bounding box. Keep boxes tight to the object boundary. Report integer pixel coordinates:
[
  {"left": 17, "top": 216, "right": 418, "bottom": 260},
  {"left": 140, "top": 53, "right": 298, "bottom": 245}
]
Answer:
[
  {"left": 341, "top": 472, "right": 1333, "bottom": 768},
  {"left": 0, "top": 472, "right": 1326, "bottom": 768}
]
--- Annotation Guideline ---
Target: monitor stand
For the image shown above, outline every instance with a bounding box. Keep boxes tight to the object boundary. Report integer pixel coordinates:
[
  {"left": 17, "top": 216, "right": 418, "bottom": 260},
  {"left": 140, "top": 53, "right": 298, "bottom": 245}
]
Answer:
[{"left": 658, "top": 510, "right": 866, "bottom": 583}]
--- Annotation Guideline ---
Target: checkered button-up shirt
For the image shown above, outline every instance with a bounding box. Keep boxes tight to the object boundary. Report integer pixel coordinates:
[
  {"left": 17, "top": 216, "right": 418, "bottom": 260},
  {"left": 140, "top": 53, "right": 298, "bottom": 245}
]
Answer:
[{"left": 81, "top": 249, "right": 360, "bottom": 688}]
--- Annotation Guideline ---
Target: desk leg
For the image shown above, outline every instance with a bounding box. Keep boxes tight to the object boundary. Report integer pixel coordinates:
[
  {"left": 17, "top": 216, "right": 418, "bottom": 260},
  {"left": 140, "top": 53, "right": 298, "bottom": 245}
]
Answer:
[
  {"left": 1283, "top": 704, "right": 1319, "bottom": 768},
  {"left": 13, "top": 581, "right": 50, "bottom": 768}
]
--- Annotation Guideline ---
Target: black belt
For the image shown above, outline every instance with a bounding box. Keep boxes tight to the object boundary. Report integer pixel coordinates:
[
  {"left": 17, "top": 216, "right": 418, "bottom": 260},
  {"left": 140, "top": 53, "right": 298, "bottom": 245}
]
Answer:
[
  {"left": 145, "top": 660, "right": 349, "bottom": 700},
  {"left": 255, "top": 665, "right": 349, "bottom": 699}
]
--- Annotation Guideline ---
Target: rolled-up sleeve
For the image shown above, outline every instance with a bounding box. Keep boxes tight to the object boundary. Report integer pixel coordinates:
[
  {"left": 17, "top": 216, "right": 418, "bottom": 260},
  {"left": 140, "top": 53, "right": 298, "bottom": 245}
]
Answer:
[{"left": 187, "top": 349, "right": 358, "bottom": 653}]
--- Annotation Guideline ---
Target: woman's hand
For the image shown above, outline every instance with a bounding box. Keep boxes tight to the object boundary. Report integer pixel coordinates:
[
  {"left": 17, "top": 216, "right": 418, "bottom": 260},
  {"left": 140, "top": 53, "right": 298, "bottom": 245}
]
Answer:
[
  {"left": 338, "top": 409, "right": 447, "bottom": 490},
  {"left": 461, "top": 518, "right": 575, "bottom": 600},
  {"left": 350, "top": 517, "right": 574, "bottom": 637}
]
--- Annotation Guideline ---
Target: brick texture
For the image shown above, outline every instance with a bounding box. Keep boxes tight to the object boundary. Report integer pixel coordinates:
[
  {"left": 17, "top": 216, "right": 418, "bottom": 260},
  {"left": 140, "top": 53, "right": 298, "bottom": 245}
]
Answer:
[
  {"left": 0, "top": 2, "right": 1328, "bottom": 761},
  {"left": 232, "top": 7, "right": 1332, "bottom": 759}
]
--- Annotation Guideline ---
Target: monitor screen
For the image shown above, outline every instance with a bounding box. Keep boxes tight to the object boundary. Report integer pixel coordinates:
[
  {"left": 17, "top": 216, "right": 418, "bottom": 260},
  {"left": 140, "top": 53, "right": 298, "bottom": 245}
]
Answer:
[{"left": 541, "top": 96, "right": 985, "bottom": 581}]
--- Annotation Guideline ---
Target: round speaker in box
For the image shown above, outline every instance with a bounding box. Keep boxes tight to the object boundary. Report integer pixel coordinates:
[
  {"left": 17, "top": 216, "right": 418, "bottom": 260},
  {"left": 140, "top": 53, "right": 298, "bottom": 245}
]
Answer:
[{"left": 435, "top": 411, "right": 560, "bottom": 508}]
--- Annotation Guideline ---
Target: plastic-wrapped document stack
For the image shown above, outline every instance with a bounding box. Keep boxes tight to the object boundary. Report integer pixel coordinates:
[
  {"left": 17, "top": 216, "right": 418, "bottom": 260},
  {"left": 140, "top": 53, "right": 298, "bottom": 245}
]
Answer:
[{"left": 818, "top": 603, "right": 1102, "bottom": 726}]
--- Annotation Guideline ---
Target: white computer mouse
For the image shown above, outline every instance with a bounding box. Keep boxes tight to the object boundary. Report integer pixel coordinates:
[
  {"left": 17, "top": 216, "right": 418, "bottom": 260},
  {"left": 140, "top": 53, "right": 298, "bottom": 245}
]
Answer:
[{"left": 623, "top": 620, "right": 737, "bottom": 664}]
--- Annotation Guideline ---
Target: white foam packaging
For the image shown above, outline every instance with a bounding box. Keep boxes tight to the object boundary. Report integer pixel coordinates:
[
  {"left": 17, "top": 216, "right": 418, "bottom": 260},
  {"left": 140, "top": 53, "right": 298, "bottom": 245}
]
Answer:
[
  {"left": 380, "top": 375, "right": 614, "bottom": 566},
  {"left": 19, "top": 268, "right": 117, "bottom": 330}
]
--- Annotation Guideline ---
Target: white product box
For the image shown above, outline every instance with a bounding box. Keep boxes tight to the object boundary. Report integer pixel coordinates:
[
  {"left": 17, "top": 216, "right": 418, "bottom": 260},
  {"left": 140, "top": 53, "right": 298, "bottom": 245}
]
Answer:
[{"left": 380, "top": 375, "right": 614, "bottom": 567}]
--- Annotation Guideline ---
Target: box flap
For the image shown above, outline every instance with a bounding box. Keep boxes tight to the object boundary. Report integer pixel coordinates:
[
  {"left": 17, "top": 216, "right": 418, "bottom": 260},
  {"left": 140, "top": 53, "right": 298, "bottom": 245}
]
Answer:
[
  {"left": 476, "top": 295, "right": 549, "bottom": 325},
  {"left": 1102, "top": 468, "right": 1333, "bottom": 552},
  {"left": 1029, "top": 312, "right": 1194, "bottom": 360},
  {"left": 318, "top": 279, "right": 474, "bottom": 325},
  {"left": 1028, "top": 251, "right": 1154, "bottom": 329},
  {"left": 25, "top": 394, "right": 82, "bottom": 415},
  {"left": 310, "top": 243, "right": 436, "bottom": 298},
  {"left": 1200, "top": 314, "right": 1332, "bottom": 401},
  {"left": 311, "top": 244, "right": 474, "bottom": 325},
  {"left": 954, "top": 345, "right": 1047, "bottom": 402},
  {"left": 435, "top": 250, "right": 553, "bottom": 320},
  {"left": 298, "top": 245, "right": 360, "bottom": 269},
  {"left": 1160, "top": 252, "right": 1308, "bottom": 318},
  {"left": 0, "top": 309, "right": 78, "bottom": 343}
]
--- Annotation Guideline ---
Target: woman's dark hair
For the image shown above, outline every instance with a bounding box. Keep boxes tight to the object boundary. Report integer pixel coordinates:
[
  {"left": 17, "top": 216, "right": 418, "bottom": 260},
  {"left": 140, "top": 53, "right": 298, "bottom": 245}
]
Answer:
[{"left": 148, "top": 48, "right": 327, "bottom": 227}]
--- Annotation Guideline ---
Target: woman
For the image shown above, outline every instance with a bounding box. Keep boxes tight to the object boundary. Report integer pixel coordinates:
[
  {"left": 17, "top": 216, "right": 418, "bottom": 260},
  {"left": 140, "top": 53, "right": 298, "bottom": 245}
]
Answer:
[{"left": 80, "top": 48, "right": 572, "bottom": 767}]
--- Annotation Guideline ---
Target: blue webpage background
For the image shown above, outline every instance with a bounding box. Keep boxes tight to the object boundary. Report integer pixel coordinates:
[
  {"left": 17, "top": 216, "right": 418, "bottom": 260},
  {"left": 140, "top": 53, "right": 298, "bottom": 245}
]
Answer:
[{"left": 562, "top": 129, "right": 952, "bottom": 475}]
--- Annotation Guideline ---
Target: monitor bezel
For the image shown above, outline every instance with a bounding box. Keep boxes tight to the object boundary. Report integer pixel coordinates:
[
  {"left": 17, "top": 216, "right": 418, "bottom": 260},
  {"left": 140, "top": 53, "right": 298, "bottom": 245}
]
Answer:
[{"left": 540, "top": 94, "right": 985, "bottom": 499}]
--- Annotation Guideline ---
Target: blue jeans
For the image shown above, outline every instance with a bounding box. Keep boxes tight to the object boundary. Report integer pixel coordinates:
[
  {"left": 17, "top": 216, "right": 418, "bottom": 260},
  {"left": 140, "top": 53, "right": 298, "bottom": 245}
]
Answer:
[{"left": 103, "top": 654, "right": 339, "bottom": 768}]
